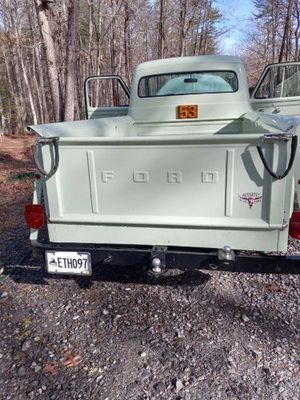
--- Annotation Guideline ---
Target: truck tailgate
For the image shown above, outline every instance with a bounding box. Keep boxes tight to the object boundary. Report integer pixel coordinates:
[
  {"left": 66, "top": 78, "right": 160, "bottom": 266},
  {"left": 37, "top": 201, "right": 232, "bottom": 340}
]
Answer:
[{"left": 39, "top": 135, "right": 292, "bottom": 252}]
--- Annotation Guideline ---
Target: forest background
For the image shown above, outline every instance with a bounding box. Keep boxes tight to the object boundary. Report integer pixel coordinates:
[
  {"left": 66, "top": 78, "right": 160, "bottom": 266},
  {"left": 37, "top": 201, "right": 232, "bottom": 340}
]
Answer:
[{"left": 0, "top": 0, "right": 299, "bottom": 135}]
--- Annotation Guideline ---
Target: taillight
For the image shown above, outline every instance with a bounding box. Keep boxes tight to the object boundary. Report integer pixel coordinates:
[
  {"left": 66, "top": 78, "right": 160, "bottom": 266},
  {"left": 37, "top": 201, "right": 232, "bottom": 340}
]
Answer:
[
  {"left": 289, "top": 211, "right": 300, "bottom": 239},
  {"left": 25, "top": 205, "right": 46, "bottom": 229}
]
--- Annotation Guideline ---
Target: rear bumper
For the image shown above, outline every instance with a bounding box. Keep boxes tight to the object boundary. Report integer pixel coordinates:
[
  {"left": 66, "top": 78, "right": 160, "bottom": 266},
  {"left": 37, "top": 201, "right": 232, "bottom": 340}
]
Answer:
[{"left": 31, "top": 240, "right": 300, "bottom": 275}]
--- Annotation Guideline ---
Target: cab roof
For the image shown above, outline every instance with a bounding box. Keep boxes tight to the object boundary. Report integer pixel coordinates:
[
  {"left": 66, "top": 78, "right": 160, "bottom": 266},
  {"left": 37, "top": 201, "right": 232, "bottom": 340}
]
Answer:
[{"left": 135, "top": 55, "right": 243, "bottom": 74}]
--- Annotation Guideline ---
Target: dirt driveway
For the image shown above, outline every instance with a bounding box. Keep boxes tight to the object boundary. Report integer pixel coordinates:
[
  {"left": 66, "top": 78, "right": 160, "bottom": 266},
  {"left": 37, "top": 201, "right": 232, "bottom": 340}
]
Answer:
[{"left": 0, "top": 136, "right": 300, "bottom": 400}]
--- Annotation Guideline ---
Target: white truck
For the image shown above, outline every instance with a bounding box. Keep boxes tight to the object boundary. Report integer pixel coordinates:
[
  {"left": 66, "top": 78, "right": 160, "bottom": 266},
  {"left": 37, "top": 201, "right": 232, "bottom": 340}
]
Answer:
[{"left": 26, "top": 56, "right": 300, "bottom": 276}]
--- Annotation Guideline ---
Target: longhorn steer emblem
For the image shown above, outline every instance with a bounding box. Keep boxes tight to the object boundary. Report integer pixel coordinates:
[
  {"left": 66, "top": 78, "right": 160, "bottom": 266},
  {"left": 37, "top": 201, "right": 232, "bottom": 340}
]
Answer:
[{"left": 239, "top": 193, "right": 262, "bottom": 209}]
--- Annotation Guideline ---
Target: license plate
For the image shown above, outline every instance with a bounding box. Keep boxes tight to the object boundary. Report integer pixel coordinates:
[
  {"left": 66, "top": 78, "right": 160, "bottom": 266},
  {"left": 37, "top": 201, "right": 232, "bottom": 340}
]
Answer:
[{"left": 46, "top": 251, "right": 92, "bottom": 275}]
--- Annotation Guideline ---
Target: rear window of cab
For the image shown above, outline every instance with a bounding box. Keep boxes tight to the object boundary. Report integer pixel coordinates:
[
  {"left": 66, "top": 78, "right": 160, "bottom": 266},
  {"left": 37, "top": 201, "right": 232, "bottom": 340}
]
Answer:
[{"left": 138, "top": 71, "right": 238, "bottom": 97}]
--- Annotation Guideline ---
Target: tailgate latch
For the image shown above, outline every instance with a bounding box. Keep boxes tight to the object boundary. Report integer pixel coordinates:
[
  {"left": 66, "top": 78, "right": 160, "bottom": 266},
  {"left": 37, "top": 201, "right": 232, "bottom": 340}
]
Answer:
[
  {"left": 257, "top": 134, "right": 298, "bottom": 180},
  {"left": 32, "top": 136, "right": 60, "bottom": 178}
]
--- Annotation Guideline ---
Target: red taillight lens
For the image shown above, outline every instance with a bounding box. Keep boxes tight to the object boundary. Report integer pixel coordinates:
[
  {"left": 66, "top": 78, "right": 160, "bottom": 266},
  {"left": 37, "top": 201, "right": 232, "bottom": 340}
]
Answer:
[
  {"left": 289, "top": 211, "right": 300, "bottom": 239},
  {"left": 25, "top": 205, "right": 46, "bottom": 229}
]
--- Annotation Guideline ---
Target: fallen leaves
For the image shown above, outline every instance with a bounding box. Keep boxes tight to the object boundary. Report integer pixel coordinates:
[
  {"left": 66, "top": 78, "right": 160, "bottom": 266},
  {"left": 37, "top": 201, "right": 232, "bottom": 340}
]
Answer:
[
  {"left": 8, "top": 171, "right": 35, "bottom": 182},
  {"left": 0, "top": 136, "right": 35, "bottom": 234},
  {"left": 18, "top": 330, "right": 31, "bottom": 341},
  {"left": 44, "top": 351, "right": 82, "bottom": 376},
  {"left": 61, "top": 351, "right": 82, "bottom": 368},
  {"left": 18, "top": 317, "right": 32, "bottom": 341},
  {"left": 44, "top": 362, "right": 57, "bottom": 376},
  {"left": 265, "top": 283, "right": 281, "bottom": 293},
  {"left": 22, "top": 317, "right": 31, "bottom": 329}
]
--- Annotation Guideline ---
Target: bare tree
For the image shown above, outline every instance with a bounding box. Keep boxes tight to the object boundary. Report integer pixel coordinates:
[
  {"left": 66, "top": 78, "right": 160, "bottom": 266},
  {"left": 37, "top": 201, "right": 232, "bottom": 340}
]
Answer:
[
  {"left": 278, "top": 0, "right": 294, "bottom": 62},
  {"left": 34, "top": 0, "right": 62, "bottom": 121},
  {"left": 0, "top": 0, "right": 225, "bottom": 134},
  {"left": 64, "top": 0, "right": 80, "bottom": 120},
  {"left": 158, "top": 0, "right": 166, "bottom": 58}
]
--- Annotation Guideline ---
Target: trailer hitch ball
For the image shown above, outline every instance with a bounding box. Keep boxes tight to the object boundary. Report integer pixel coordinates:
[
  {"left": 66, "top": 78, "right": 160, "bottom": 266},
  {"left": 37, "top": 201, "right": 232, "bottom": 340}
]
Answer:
[
  {"left": 218, "top": 245, "right": 235, "bottom": 262},
  {"left": 151, "top": 257, "right": 162, "bottom": 274}
]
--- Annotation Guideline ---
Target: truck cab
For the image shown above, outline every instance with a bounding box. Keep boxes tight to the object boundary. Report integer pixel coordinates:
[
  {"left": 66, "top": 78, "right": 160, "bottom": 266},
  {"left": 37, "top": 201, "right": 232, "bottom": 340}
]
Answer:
[
  {"left": 85, "top": 56, "right": 252, "bottom": 128},
  {"left": 85, "top": 59, "right": 300, "bottom": 121}
]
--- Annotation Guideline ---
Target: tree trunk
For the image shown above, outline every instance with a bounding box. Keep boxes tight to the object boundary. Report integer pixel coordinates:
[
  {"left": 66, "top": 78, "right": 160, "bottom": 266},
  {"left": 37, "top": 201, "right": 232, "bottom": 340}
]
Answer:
[
  {"left": 64, "top": 0, "right": 80, "bottom": 121},
  {"left": 124, "top": 2, "right": 132, "bottom": 85},
  {"left": 179, "top": 0, "right": 187, "bottom": 56},
  {"left": 34, "top": 0, "right": 62, "bottom": 121},
  {"left": 158, "top": 0, "right": 165, "bottom": 58},
  {"left": 278, "top": 0, "right": 293, "bottom": 62},
  {"left": 295, "top": 2, "right": 300, "bottom": 59},
  {"left": 35, "top": 44, "right": 50, "bottom": 123},
  {"left": 14, "top": 27, "right": 38, "bottom": 125}
]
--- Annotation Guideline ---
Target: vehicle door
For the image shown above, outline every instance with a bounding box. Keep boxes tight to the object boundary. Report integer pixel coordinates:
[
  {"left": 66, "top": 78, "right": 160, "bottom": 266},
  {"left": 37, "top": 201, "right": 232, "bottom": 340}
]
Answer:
[
  {"left": 250, "top": 62, "right": 300, "bottom": 116},
  {"left": 84, "top": 75, "right": 130, "bottom": 119}
]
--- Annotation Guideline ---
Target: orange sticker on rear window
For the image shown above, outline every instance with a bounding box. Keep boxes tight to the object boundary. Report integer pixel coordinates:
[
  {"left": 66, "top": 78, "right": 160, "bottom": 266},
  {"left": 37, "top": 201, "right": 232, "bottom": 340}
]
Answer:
[{"left": 177, "top": 105, "right": 198, "bottom": 119}]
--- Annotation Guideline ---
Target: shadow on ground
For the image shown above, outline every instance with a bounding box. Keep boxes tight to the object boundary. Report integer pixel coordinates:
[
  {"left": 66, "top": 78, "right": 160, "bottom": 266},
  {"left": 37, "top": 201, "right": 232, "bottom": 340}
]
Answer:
[{"left": 4, "top": 260, "right": 211, "bottom": 288}]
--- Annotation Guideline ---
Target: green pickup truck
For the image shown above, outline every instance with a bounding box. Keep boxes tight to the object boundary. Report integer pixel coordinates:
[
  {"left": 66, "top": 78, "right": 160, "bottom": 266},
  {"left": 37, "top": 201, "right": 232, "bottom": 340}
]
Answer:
[{"left": 26, "top": 56, "right": 300, "bottom": 276}]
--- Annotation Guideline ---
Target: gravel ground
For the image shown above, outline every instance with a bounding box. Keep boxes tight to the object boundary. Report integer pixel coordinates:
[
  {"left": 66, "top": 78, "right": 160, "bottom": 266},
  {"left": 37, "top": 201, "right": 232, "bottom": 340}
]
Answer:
[{"left": 1, "top": 223, "right": 300, "bottom": 400}]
